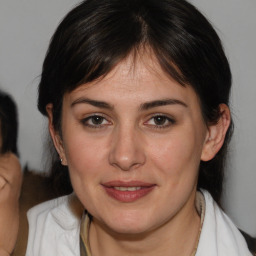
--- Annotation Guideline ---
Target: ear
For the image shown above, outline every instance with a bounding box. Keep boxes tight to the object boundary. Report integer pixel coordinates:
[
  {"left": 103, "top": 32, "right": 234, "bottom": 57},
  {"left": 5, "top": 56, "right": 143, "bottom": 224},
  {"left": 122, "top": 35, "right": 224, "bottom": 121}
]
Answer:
[
  {"left": 201, "top": 104, "right": 231, "bottom": 161},
  {"left": 46, "top": 104, "right": 67, "bottom": 166}
]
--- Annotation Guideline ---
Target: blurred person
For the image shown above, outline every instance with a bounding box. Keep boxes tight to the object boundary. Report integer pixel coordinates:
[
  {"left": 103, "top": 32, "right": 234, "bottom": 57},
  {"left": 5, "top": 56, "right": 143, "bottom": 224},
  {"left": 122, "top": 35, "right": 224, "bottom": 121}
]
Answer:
[{"left": 0, "top": 91, "right": 22, "bottom": 256}]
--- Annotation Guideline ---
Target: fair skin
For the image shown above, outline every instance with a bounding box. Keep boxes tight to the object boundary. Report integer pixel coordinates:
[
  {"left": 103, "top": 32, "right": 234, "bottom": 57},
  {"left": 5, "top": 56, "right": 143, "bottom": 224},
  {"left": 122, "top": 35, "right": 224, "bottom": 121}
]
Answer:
[
  {"left": 47, "top": 54, "right": 230, "bottom": 256},
  {"left": 0, "top": 152, "right": 22, "bottom": 256}
]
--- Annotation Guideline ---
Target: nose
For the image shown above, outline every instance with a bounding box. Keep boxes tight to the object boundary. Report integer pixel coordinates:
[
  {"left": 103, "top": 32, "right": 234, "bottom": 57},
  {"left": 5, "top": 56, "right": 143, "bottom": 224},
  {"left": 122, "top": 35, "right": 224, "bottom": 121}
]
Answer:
[{"left": 108, "top": 124, "right": 146, "bottom": 171}]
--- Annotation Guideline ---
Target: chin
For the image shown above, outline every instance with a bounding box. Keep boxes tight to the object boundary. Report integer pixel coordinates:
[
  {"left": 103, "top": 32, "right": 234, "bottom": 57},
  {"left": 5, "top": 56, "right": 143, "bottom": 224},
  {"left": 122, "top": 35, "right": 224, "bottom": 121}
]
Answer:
[
  {"left": 101, "top": 211, "right": 155, "bottom": 235},
  {"left": 108, "top": 222, "right": 152, "bottom": 236}
]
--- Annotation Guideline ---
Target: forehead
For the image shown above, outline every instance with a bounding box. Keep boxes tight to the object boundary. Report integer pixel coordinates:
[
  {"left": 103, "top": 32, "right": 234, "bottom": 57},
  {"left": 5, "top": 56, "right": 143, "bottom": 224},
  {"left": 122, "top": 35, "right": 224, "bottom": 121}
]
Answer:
[
  {"left": 75, "top": 53, "right": 174, "bottom": 89},
  {"left": 66, "top": 52, "right": 201, "bottom": 110}
]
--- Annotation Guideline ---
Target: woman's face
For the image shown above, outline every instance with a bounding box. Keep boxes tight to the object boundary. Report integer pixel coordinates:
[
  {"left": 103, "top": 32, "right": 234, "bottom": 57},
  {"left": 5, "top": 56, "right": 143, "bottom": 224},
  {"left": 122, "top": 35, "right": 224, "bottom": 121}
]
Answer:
[{"left": 51, "top": 54, "right": 211, "bottom": 235}]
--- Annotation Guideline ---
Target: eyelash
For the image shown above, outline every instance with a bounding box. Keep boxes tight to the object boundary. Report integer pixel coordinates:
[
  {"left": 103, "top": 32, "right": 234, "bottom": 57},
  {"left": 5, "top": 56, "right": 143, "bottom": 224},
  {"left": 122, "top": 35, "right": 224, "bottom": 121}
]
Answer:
[
  {"left": 80, "top": 114, "right": 176, "bottom": 130},
  {"left": 144, "top": 114, "right": 176, "bottom": 129},
  {"left": 81, "top": 114, "right": 112, "bottom": 128}
]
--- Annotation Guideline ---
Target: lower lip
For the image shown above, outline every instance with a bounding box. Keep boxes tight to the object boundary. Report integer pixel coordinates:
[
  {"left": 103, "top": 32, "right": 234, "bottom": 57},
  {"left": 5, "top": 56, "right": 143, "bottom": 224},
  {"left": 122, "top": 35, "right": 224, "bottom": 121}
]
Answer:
[{"left": 103, "top": 186, "right": 155, "bottom": 203}]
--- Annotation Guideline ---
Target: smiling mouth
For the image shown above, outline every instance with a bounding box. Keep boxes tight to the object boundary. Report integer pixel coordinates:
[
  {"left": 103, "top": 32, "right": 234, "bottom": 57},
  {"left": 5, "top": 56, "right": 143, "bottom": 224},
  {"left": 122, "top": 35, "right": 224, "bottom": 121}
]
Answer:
[{"left": 102, "top": 181, "right": 156, "bottom": 202}]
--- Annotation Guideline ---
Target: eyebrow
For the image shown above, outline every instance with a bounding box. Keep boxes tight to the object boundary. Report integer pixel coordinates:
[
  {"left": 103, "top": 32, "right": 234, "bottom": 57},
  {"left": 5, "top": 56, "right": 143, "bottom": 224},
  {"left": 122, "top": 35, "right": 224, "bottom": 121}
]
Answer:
[
  {"left": 71, "top": 97, "right": 187, "bottom": 110},
  {"left": 140, "top": 99, "right": 188, "bottom": 110},
  {"left": 71, "top": 98, "right": 114, "bottom": 110}
]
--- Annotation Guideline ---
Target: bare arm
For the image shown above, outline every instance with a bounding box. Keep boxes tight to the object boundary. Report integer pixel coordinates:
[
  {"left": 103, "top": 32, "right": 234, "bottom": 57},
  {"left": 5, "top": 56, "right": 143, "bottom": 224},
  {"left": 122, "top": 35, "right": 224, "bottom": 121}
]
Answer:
[{"left": 0, "top": 153, "right": 22, "bottom": 256}]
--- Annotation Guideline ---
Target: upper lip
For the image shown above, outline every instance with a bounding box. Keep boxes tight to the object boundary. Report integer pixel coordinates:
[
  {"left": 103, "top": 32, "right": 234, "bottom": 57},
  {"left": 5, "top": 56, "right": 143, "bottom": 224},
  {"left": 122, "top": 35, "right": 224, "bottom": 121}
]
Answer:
[{"left": 102, "top": 180, "right": 155, "bottom": 187}]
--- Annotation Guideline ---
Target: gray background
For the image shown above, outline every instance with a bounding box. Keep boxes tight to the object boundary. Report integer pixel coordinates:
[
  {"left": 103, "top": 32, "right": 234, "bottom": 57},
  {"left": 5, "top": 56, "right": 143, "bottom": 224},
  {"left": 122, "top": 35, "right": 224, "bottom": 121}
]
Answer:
[{"left": 0, "top": 0, "right": 255, "bottom": 236}]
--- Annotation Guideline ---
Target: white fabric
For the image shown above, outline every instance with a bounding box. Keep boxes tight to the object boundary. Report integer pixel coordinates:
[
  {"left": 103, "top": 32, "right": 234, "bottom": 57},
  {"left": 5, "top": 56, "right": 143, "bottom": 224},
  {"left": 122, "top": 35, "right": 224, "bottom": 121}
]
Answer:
[
  {"left": 196, "top": 191, "right": 252, "bottom": 255},
  {"left": 26, "top": 190, "right": 252, "bottom": 256},
  {"left": 26, "top": 194, "right": 83, "bottom": 256}
]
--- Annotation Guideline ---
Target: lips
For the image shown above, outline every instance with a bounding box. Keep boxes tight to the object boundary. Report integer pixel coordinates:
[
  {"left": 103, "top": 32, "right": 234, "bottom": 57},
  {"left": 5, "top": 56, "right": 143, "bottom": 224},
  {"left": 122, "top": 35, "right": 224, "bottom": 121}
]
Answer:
[{"left": 102, "top": 181, "right": 156, "bottom": 202}]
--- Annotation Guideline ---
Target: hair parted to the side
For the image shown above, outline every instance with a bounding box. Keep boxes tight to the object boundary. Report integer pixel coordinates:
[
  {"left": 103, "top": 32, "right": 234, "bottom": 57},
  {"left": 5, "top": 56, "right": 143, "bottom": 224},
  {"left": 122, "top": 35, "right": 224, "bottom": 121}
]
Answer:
[
  {"left": 38, "top": 0, "right": 233, "bottom": 203},
  {"left": 0, "top": 90, "right": 19, "bottom": 156}
]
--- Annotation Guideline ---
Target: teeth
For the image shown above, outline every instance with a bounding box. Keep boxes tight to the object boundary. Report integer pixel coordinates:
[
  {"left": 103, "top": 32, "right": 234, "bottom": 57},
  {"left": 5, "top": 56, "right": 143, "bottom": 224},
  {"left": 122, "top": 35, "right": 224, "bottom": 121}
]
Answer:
[{"left": 114, "top": 187, "right": 141, "bottom": 191}]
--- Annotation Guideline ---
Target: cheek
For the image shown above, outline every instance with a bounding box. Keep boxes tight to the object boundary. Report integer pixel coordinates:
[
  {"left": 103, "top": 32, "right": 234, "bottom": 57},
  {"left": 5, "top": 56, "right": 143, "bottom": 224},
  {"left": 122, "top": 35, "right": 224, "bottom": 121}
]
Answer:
[
  {"left": 148, "top": 129, "right": 204, "bottom": 179},
  {"left": 63, "top": 135, "right": 106, "bottom": 208},
  {"left": 63, "top": 133, "right": 107, "bottom": 179}
]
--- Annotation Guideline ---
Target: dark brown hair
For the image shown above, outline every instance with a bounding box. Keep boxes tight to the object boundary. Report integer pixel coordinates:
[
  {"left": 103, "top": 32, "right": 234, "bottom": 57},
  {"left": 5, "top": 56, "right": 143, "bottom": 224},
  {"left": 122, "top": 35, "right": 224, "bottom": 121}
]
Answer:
[{"left": 0, "top": 90, "right": 19, "bottom": 155}]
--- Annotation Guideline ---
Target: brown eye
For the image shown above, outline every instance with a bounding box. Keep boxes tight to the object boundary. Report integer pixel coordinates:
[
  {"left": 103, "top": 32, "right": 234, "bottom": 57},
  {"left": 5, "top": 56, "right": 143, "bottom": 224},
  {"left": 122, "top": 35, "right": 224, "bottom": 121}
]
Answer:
[
  {"left": 145, "top": 114, "right": 176, "bottom": 129},
  {"left": 153, "top": 116, "right": 168, "bottom": 126},
  {"left": 81, "top": 114, "right": 112, "bottom": 128},
  {"left": 91, "top": 116, "right": 104, "bottom": 125}
]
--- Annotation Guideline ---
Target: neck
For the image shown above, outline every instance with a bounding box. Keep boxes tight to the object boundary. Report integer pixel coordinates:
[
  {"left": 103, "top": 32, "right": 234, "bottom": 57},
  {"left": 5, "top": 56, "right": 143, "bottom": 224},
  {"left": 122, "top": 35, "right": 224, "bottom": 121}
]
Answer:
[{"left": 89, "top": 192, "right": 201, "bottom": 256}]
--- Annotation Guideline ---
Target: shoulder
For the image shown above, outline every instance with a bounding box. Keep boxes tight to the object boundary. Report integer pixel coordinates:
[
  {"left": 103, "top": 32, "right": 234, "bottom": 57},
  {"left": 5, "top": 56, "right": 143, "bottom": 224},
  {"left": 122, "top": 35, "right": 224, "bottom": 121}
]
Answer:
[
  {"left": 27, "top": 193, "right": 83, "bottom": 228},
  {"left": 196, "top": 190, "right": 252, "bottom": 256},
  {"left": 26, "top": 194, "right": 84, "bottom": 256}
]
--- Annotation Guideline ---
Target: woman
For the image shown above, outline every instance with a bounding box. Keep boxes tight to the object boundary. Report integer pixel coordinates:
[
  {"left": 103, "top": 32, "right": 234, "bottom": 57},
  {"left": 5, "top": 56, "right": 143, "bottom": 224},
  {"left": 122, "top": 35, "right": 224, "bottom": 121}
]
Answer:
[
  {"left": 0, "top": 91, "right": 22, "bottom": 256},
  {"left": 26, "top": 0, "right": 252, "bottom": 255}
]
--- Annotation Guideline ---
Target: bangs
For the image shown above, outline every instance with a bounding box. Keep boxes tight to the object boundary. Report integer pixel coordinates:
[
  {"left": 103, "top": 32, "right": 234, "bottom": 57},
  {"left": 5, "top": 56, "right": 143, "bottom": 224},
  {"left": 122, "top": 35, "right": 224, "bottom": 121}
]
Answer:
[{"left": 38, "top": 0, "right": 190, "bottom": 115}]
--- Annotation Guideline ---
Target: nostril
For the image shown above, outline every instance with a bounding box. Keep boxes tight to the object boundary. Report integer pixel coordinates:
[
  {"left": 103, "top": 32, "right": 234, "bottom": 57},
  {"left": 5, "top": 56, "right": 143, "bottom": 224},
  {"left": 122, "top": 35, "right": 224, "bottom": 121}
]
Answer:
[
  {"left": 109, "top": 148, "right": 146, "bottom": 171},
  {"left": 110, "top": 159, "right": 142, "bottom": 172}
]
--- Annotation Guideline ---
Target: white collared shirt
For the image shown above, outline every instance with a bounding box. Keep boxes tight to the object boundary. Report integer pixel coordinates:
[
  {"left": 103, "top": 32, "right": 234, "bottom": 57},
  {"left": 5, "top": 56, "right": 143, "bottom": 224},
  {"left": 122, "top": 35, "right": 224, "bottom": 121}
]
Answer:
[{"left": 26, "top": 190, "right": 252, "bottom": 256}]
